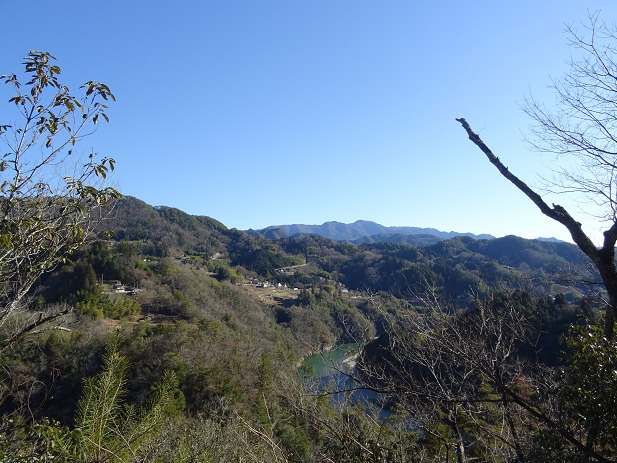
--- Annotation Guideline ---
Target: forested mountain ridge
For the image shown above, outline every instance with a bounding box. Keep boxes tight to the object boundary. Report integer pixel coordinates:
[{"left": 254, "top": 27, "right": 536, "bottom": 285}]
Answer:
[
  {"left": 248, "top": 219, "right": 497, "bottom": 242},
  {"left": 104, "top": 197, "right": 596, "bottom": 302}
]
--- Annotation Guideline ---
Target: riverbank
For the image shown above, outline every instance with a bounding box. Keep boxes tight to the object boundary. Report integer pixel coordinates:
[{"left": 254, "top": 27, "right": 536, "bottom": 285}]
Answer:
[
  {"left": 299, "top": 343, "right": 360, "bottom": 379},
  {"left": 342, "top": 352, "right": 359, "bottom": 370}
]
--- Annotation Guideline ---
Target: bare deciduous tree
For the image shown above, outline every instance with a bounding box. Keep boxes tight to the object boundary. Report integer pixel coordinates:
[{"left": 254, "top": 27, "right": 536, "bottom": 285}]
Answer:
[
  {"left": 457, "top": 14, "right": 617, "bottom": 339},
  {"left": 360, "top": 292, "right": 617, "bottom": 462},
  {"left": 360, "top": 294, "right": 536, "bottom": 462}
]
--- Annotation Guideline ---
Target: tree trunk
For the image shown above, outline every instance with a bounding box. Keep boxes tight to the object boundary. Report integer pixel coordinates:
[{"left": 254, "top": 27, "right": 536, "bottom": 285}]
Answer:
[
  {"left": 445, "top": 409, "right": 467, "bottom": 463},
  {"left": 596, "top": 250, "right": 617, "bottom": 339}
]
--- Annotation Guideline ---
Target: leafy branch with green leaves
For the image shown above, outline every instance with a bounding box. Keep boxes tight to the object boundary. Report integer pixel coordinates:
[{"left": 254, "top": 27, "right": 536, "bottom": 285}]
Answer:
[{"left": 0, "top": 51, "right": 121, "bottom": 352}]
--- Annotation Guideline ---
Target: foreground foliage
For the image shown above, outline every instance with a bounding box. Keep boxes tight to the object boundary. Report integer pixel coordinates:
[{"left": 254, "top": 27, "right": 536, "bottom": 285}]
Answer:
[
  {"left": 1, "top": 342, "right": 177, "bottom": 462},
  {"left": 360, "top": 292, "right": 617, "bottom": 462}
]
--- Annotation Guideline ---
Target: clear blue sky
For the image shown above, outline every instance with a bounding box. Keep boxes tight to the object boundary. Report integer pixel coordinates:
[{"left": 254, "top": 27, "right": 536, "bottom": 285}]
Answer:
[{"left": 3, "top": 1, "right": 617, "bottom": 243}]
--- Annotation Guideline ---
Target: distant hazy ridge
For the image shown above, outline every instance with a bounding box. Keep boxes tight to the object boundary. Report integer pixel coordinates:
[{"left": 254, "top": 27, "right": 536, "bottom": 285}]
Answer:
[{"left": 247, "top": 220, "right": 496, "bottom": 244}]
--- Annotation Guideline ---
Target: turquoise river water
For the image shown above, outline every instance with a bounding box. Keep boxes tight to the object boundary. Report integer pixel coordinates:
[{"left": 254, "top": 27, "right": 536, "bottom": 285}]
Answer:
[{"left": 300, "top": 343, "right": 390, "bottom": 418}]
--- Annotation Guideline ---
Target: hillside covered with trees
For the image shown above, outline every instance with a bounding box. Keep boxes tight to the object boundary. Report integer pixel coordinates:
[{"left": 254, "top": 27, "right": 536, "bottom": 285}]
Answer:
[{"left": 1, "top": 194, "right": 607, "bottom": 461}]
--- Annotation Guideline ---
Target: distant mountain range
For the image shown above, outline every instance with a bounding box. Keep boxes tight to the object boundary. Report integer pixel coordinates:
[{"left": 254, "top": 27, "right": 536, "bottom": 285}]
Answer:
[{"left": 246, "top": 220, "right": 497, "bottom": 245}]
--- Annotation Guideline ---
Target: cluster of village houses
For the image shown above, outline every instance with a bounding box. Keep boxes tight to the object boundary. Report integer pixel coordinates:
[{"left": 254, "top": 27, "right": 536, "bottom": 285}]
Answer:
[{"left": 102, "top": 279, "right": 141, "bottom": 295}]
